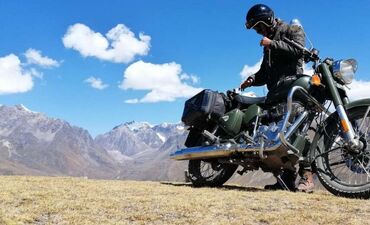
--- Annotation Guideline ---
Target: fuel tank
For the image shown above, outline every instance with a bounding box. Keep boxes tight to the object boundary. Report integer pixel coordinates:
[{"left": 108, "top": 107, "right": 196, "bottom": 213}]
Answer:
[{"left": 265, "top": 75, "right": 311, "bottom": 104}]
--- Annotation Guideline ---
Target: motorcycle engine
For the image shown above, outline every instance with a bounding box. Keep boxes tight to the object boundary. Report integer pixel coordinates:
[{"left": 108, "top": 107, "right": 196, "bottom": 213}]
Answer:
[
  {"left": 255, "top": 102, "right": 304, "bottom": 145},
  {"left": 255, "top": 120, "right": 285, "bottom": 145}
]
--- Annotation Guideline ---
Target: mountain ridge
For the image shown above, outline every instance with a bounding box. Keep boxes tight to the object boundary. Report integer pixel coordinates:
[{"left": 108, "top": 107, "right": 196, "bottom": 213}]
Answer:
[
  {"left": 0, "top": 104, "right": 274, "bottom": 186},
  {"left": 0, "top": 104, "right": 187, "bottom": 180}
]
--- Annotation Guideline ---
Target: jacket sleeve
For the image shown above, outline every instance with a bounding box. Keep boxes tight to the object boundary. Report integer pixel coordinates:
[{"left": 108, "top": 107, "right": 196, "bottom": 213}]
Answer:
[
  {"left": 250, "top": 54, "right": 268, "bottom": 86},
  {"left": 269, "top": 25, "right": 305, "bottom": 59}
]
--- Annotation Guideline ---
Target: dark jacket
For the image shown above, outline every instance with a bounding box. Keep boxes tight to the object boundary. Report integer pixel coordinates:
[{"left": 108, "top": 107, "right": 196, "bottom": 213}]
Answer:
[{"left": 250, "top": 20, "right": 305, "bottom": 91}]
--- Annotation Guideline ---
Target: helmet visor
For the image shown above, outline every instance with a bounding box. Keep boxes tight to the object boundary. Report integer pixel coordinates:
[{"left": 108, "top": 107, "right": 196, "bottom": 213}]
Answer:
[{"left": 245, "top": 16, "right": 273, "bottom": 30}]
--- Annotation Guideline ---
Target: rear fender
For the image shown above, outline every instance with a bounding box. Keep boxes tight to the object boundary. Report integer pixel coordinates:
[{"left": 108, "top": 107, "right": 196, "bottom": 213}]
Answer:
[{"left": 184, "top": 128, "right": 203, "bottom": 147}]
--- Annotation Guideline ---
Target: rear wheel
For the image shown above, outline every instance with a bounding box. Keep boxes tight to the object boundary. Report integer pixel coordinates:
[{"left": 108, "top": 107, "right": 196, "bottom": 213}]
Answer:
[
  {"left": 186, "top": 125, "right": 238, "bottom": 187},
  {"left": 188, "top": 159, "right": 238, "bottom": 187},
  {"left": 315, "top": 106, "right": 370, "bottom": 198}
]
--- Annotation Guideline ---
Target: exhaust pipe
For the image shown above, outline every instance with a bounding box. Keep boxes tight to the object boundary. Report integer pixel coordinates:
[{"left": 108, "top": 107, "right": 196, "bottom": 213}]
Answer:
[{"left": 170, "top": 142, "right": 282, "bottom": 160}]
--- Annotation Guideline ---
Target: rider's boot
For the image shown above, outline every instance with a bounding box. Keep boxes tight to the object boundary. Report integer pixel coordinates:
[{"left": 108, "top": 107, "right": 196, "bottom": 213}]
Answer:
[
  {"left": 264, "top": 170, "right": 296, "bottom": 191},
  {"left": 297, "top": 170, "right": 315, "bottom": 193}
]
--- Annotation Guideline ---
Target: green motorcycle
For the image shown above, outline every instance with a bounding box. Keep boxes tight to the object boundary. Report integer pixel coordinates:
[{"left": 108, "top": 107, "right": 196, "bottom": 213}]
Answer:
[{"left": 171, "top": 38, "right": 370, "bottom": 199}]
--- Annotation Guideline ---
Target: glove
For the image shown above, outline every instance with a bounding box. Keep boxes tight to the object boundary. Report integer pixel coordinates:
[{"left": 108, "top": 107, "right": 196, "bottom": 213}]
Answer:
[{"left": 239, "top": 77, "right": 254, "bottom": 91}]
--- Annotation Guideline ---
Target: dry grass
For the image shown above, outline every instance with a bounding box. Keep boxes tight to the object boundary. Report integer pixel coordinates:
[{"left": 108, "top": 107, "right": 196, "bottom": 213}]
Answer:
[{"left": 0, "top": 176, "right": 369, "bottom": 225}]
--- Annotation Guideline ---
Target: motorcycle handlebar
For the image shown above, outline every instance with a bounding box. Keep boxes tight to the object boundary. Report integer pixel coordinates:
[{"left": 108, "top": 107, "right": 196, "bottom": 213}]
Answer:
[{"left": 283, "top": 37, "right": 320, "bottom": 62}]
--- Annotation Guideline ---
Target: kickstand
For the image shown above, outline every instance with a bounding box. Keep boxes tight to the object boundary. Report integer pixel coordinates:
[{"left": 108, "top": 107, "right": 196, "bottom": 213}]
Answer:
[{"left": 276, "top": 174, "right": 291, "bottom": 191}]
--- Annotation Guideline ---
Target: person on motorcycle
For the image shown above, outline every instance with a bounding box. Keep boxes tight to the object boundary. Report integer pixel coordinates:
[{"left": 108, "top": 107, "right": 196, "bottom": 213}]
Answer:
[{"left": 240, "top": 4, "right": 314, "bottom": 192}]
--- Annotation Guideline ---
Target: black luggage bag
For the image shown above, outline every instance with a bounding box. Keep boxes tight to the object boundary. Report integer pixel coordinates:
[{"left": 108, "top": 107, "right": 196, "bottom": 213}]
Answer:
[{"left": 181, "top": 89, "right": 226, "bottom": 128}]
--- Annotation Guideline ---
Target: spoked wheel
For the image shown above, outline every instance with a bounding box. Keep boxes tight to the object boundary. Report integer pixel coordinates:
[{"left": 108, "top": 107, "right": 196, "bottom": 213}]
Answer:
[
  {"left": 188, "top": 159, "right": 238, "bottom": 187},
  {"left": 315, "top": 106, "right": 370, "bottom": 198}
]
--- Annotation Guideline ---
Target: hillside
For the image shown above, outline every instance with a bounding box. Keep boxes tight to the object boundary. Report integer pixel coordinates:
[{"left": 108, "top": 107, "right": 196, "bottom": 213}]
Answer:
[
  {"left": 0, "top": 105, "right": 118, "bottom": 178},
  {"left": 0, "top": 176, "right": 369, "bottom": 225},
  {"left": 0, "top": 105, "right": 187, "bottom": 181}
]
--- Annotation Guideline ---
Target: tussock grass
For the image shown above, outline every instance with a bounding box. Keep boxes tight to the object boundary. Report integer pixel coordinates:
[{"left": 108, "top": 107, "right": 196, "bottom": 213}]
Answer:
[{"left": 0, "top": 176, "right": 369, "bottom": 225}]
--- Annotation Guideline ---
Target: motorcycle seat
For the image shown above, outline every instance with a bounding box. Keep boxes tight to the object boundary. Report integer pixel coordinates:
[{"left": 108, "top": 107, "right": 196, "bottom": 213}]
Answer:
[{"left": 234, "top": 95, "right": 266, "bottom": 105}]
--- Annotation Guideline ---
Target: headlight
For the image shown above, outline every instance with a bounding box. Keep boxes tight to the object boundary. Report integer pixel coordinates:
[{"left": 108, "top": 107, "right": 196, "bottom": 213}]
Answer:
[{"left": 332, "top": 59, "right": 358, "bottom": 84}]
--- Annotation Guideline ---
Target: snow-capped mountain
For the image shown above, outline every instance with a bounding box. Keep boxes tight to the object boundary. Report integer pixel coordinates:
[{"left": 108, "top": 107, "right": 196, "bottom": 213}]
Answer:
[
  {"left": 126, "top": 121, "right": 164, "bottom": 149},
  {"left": 152, "top": 122, "right": 185, "bottom": 143},
  {"left": 0, "top": 104, "right": 188, "bottom": 181},
  {"left": 95, "top": 123, "right": 152, "bottom": 157},
  {"left": 124, "top": 121, "right": 153, "bottom": 131},
  {"left": 0, "top": 105, "right": 117, "bottom": 178},
  {"left": 113, "top": 122, "right": 188, "bottom": 181},
  {"left": 95, "top": 121, "right": 186, "bottom": 159}
]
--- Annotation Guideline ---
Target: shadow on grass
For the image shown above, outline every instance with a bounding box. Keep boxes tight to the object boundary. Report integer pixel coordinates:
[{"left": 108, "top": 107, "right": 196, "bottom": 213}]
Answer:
[{"left": 160, "top": 182, "right": 267, "bottom": 192}]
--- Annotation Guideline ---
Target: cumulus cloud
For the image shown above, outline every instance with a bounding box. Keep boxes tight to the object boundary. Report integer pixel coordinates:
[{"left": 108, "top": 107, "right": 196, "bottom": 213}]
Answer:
[
  {"left": 0, "top": 54, "right": 34, "bottom": 94},
  {"left": 62, "top": 23, "right": 151, "bottom": 64},
  {"left": 29, "top": 68, "right": 43, "bottom": 79},
  {"left": 25, "top": 48, "right": 60, "bottom": 68},
  {"left": 84, "top": 76, "right": 108, "bottom": 90},
  {"left": 120, "top": 60, "right": 203, "bottom": 103},
  {"left": 240, "top": 58, "right": 262, "bottom": 80},
  {"left": 180, "top": 74, "right": 200, "bottom": 84},
  {"left": 347, "top": 79, "right": 370, "bottom": 100}
]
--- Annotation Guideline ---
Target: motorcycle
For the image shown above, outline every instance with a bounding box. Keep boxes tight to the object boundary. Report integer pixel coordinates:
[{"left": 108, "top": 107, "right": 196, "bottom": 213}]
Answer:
[{"left": 171, "top": 38, "right": 370, "bottom": 199}]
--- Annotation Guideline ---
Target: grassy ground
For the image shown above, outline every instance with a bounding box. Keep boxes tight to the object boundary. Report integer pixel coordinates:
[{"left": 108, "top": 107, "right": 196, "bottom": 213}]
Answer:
[{"left": 0, "top": 176, "right": 369, "bottom": 225}]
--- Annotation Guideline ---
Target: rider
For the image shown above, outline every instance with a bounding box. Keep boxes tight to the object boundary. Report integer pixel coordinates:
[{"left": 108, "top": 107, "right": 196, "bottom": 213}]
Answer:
[{"left": 240, "top": 4, "right": 314, "bottom": 192}]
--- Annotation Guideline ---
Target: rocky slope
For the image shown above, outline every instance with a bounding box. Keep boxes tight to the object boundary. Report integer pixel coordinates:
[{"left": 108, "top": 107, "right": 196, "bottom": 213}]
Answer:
[
  {"left": 96, "top": 121, "right": 188, "bottom": 181},
  {"left": 0, "top": 105, "right": 117, "bottom": 178}
]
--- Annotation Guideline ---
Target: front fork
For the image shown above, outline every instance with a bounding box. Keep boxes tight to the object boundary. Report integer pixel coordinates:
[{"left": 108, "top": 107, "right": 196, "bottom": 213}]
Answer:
[{"left": 320, "top": 63, "right": 362, "bottom": 151}]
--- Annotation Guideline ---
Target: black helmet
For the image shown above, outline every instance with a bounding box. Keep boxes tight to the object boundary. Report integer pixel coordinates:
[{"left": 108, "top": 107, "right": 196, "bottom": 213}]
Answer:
[{"left": 245, "top": 4, "right": 275, "bottom": 29}]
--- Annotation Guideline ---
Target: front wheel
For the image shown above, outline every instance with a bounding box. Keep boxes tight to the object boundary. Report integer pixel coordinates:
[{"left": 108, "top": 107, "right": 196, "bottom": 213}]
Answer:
[
  {"left": 188, "top": 159, "right": 238, "bottom": 187},
  {"left": 315, "top": 106, "right": 370, "bottom": 198}
]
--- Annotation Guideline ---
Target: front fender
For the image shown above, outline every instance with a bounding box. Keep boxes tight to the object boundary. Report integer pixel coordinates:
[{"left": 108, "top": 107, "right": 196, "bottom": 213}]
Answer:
[
  {"left": 345, "top": 98, "right": 370, "bottom": 110},
  {"left": 308, "top": 98, "right": 370, "bottom": 165}
]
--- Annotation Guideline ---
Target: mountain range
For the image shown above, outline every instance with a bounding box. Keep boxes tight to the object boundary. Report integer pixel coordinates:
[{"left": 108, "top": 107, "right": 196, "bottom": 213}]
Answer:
[
  {"left": 0, "top": 104, "right": 187, "bottom": 181},
  {"left": 0, "top": 104, "right": 277, "bottom": 186}
]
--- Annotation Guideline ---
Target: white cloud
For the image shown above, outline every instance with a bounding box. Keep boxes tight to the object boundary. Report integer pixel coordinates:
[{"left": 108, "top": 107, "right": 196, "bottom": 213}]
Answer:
[
  {"left": 180, "top": 74, "right": 200, "bottom": 84},
  {"left": 0, "top": 54, "right": 34, "bottom": 94},
  {"left": 303, "top": 63, "right": 314, "bottom": 76},
  {"left": 84, "top": 76, "right": 108, "bottom": 90},
  {"left": 120, "top": 60, "right": 203, "bottom": 103},
  {"left": 240, "top": 58, "right": 262, "bottom": 80},
  {"left": 125, "top": 99, "right": 139, "bottom": 104},
  {"left": 25, "top": 48, "right": 60, "bottom": 68},
  {"left": 347, "top": 79, "right": 370, "bottom": 100},
  {"left": 29, "top": 68, "right": 43, "bottom": 78},
  {"left": 62, "top": 23, "right": 151, "bottom": 64}
]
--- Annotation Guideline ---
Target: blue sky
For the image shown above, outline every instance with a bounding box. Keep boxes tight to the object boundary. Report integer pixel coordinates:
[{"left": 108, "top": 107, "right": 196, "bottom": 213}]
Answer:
[{"left": 0, "top": 0, "right": 369, "bottom": 136}]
